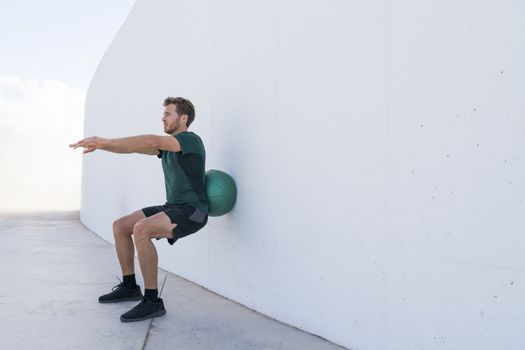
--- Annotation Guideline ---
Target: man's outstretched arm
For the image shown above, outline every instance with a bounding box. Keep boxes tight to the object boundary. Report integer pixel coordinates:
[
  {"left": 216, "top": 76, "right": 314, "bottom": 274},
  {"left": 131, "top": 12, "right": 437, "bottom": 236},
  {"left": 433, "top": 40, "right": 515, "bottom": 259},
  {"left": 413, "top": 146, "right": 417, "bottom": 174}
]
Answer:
[{"left": 69, "top": 135, "right": 181, "bottom": 155}]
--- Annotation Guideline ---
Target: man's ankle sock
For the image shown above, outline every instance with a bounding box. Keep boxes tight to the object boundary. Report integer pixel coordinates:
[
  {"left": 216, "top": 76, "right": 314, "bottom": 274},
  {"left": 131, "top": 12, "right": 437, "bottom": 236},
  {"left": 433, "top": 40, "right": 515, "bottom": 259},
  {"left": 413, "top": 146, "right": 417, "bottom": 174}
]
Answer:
[
  {"left": 123, "top": 274, "right": 137, "bottom": 289},
  {"left": 144, "top": 289, "right": 158, "bottom": 302}
]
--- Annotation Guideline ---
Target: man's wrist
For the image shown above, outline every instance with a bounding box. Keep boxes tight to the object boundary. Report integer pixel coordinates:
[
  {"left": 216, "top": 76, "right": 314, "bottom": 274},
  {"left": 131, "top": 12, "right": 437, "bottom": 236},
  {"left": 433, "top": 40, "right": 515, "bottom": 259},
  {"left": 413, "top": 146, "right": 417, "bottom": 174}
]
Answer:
[{"left": 103, "top": 138, "right": 115, "bottom": 151}]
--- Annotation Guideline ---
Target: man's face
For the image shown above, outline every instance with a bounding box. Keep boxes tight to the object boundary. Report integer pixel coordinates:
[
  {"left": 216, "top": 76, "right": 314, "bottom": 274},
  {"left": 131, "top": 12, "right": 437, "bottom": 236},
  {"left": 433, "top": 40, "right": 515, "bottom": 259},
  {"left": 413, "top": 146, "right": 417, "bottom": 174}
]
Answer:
[{"left": 162, "top": 104, "right": 184, "bottom": 134}]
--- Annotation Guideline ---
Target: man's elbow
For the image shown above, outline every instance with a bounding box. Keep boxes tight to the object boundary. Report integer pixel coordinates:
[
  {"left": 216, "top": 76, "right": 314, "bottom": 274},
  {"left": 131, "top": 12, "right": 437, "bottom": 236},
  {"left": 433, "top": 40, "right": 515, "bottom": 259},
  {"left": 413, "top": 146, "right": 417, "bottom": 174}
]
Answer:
[
  {"left": 135, "top": 136, "right": 159, "bottom": 155},
  {"left": 145, "top": 135, "right": 162, "bottom": 151},
  {"left": 147, "top": 135, "right": 159, "bottom": 150}
]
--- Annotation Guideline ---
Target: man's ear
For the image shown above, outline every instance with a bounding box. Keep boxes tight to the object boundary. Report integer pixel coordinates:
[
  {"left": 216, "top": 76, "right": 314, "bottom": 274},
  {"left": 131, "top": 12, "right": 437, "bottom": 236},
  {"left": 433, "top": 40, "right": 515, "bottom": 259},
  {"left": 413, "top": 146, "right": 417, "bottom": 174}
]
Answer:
[{"left": 181, "top": 114, "right": 189, "bottom": 126}]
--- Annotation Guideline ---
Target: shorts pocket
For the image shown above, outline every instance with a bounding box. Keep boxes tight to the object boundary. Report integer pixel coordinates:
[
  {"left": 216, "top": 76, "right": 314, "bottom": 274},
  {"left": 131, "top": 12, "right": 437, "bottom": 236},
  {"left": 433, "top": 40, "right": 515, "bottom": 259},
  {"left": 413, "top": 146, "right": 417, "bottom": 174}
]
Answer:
[{"left": 189, "top": 207, "right": 207, "bottom": 223}]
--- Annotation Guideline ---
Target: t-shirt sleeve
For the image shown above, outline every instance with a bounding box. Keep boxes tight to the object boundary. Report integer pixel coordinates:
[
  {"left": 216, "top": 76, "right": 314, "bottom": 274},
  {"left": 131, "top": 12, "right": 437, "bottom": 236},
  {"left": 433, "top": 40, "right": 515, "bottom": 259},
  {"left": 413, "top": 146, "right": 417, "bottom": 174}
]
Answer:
[{"left": 174, "top": 132, "right": 201, "bottom": 155}]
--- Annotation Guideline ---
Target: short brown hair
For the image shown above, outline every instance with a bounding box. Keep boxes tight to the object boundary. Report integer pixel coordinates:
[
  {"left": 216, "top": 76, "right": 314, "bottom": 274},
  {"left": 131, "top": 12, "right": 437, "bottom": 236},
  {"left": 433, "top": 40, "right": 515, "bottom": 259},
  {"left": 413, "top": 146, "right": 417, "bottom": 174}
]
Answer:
[{"left": 163, "top": 96, "right": 195, "bottom": 127}]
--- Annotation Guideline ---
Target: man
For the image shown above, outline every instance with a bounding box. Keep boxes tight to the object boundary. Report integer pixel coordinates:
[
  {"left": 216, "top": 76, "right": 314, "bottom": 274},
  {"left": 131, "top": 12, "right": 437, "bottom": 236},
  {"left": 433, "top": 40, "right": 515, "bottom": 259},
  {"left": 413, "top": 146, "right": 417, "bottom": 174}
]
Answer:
[{"left": 70, "top": 97, "right": 208, "bottom": 322}]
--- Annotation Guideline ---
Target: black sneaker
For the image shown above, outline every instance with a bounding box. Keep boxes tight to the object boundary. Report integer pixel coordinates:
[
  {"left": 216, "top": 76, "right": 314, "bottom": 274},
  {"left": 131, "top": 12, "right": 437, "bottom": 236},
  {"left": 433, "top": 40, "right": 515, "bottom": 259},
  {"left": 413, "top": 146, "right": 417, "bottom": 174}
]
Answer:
[
  {"left": 98, "top": 283, "right": 143, "bottom": 303},
  {"left": 120, "top": 297, "right": 166, "bottom": 322}
]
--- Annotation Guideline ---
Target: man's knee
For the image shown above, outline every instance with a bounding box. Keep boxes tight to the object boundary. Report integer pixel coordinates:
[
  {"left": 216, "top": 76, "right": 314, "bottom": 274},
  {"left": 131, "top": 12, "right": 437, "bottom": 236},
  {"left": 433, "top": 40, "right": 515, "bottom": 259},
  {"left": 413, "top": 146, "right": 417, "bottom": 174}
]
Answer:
[
  {"left": 133, "top": 220, "right": 150, "bottom": 243},
  {"left": 113, "top": 216, "right": 132, "bottom": 239},
  {"left": 114, "top": 210, "right": 145, "bottom": 238}
]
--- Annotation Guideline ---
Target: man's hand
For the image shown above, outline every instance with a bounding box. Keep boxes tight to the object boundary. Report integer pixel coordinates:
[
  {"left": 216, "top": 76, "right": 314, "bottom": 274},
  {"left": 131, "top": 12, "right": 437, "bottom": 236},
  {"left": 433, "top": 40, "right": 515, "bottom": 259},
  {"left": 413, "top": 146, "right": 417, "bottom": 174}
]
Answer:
[{"left": 69, "top": 136, "right": 109, "bottom": 154}]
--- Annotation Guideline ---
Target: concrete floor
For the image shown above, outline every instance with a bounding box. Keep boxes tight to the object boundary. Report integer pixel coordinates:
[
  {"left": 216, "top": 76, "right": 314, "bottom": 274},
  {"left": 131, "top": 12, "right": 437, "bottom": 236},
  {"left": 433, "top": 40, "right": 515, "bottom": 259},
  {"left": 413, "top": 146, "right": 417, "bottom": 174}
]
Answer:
[{"left": 0, "top": 211, "right": 347, "bottom": 350}]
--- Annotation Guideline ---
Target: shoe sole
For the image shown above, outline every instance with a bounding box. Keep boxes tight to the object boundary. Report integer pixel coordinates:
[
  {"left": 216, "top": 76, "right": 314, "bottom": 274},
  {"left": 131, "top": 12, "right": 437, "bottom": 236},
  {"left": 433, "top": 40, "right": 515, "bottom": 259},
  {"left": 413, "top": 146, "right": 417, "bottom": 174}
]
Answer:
[
  {"left": 99, "top": 295, "right": 143, "bottom": 304},
  {"left": 120, "top": 309, "right": 167, "bottom": 322}
]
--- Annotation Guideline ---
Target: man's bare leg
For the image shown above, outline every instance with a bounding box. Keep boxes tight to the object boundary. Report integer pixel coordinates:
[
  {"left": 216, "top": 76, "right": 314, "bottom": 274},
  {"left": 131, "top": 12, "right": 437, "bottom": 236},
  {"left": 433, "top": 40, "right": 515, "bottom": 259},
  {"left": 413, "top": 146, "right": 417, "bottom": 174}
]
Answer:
[
  {"left": 133, "top": 212, "right": 176, "bottom": 290},
  {"left": 99, "top": 210, "right": 146, "bottom": 304},
  {"left": 117, "top": 212, "right": 174, "bottom": 321},
  {"left": 113, "top": 210, "right": 146, "bottom": 276}
]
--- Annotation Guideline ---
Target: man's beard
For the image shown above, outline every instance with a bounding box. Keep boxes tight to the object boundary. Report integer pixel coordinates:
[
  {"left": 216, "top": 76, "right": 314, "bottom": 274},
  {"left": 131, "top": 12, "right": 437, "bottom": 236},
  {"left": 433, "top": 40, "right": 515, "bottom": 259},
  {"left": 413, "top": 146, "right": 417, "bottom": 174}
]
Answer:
[{"left": 165, "top": 123, "right": 177, "bottom": 134}]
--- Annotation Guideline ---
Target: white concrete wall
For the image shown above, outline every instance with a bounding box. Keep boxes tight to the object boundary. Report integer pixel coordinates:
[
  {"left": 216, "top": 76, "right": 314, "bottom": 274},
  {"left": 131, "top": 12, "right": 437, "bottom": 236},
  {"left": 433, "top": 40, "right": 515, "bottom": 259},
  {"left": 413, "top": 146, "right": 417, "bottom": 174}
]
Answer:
[{"left": 81, "top": 1, "right": 525, "bottom": 349}]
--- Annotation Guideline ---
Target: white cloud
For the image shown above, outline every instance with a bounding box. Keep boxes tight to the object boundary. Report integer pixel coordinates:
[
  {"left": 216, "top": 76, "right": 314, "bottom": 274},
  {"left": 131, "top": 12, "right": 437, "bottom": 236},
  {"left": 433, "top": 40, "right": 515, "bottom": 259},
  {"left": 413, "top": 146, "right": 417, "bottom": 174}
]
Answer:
[{"left": 0, "top": 76, "right": 86, "bottom": 211}]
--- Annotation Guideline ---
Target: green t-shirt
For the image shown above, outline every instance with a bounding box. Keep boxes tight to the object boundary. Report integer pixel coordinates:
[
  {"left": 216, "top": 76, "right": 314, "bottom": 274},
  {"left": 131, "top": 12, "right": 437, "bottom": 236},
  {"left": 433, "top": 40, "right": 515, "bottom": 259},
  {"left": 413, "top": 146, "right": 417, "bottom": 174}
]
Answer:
[{"left": 157, "top": 131, "right": 208, "bottom": 212}]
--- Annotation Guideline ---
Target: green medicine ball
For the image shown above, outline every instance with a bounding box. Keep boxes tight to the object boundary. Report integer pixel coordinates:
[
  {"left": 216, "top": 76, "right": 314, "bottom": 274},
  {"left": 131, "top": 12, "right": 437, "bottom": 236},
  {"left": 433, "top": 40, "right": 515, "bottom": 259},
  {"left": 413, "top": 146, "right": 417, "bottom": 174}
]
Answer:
[{"left": 205, "top": 169, "right": 237, "bottom": 217}]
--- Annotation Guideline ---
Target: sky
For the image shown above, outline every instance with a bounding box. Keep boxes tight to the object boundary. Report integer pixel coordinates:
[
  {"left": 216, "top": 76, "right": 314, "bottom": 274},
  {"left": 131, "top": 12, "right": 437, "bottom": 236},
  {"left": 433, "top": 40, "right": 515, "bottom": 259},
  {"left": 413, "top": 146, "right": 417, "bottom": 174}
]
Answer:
[{"left": 0, "top": 0, "right": 136, "bottom": 211}]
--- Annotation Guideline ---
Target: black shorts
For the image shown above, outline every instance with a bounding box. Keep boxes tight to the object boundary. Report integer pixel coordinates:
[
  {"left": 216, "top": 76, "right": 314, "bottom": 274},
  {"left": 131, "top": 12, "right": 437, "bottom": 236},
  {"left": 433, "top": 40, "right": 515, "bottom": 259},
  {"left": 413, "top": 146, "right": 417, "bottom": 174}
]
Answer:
[{"left": 141, "top": 204, "right": 208, "bottom": 245}]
